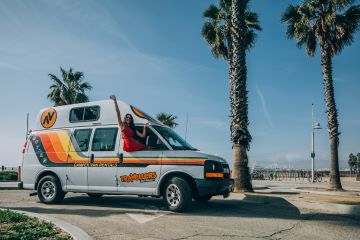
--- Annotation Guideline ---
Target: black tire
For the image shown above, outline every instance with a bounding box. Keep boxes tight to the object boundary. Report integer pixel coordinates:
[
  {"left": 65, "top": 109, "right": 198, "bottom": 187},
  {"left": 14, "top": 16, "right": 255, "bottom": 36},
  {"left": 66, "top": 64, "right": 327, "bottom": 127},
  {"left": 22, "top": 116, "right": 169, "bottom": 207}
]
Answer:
[
  {"left": 162, "top": 177, "right": 192, "bottom": 212},
  {"left": 87, "top": 193, "right": 103, "bottom": 198},
  {"left": 37, "top": 175, "right": 65, "bottom": 204},
  {"left": 193, "top": 195, "right": 212, "bottom": 202}
]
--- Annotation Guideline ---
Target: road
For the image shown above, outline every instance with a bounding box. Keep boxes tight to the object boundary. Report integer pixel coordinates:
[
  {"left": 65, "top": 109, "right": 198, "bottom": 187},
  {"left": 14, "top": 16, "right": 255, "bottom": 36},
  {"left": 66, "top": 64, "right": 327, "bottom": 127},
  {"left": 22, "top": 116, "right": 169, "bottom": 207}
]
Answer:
[{"left": 0, "top": 181, "right": 359, "bottom": 240}]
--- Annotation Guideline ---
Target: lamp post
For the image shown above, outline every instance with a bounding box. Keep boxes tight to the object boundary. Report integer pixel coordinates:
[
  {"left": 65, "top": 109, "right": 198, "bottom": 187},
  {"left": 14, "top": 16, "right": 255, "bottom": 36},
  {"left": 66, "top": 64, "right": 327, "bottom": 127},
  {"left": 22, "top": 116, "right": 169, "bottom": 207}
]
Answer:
[{"left": 311, "top": 104, "right": 322, "bottom": 182}]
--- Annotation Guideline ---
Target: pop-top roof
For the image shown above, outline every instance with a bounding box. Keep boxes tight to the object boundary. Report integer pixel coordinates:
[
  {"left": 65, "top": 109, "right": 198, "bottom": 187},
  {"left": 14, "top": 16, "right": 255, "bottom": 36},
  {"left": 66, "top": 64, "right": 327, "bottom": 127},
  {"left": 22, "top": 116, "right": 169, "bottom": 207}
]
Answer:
[{"left": 33, "top": 100, "right": 162, "bottom": 131}]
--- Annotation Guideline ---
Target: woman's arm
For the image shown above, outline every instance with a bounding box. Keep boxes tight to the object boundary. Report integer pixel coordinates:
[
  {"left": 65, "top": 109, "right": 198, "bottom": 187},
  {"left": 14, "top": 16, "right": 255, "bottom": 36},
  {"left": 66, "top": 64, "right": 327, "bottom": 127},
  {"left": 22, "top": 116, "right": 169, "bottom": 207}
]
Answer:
[
  {"left": 110, "top": 95, "right": 125, "bottom": 131},
  {"left": 136, "top": 123, "right": 149, "bottom": 138}
]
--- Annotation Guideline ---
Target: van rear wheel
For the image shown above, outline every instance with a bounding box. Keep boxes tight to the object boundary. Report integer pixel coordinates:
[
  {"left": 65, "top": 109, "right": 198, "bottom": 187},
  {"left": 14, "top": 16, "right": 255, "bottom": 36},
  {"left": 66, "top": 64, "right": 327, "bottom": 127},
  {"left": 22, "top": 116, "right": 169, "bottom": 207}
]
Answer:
[
  {"left": 37, "top": 175, "right": 65, "bottom": 204},
  {"left": 162, "top": 177, "right": 192, "bottom": 212}
]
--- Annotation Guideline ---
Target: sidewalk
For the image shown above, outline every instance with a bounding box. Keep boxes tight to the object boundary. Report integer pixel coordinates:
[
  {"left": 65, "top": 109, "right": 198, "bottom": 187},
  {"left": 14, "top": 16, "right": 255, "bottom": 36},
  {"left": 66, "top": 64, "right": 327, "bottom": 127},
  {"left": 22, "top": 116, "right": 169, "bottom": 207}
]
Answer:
[{"left": 237, "top": 181, "right": 360, "bottom": 216}]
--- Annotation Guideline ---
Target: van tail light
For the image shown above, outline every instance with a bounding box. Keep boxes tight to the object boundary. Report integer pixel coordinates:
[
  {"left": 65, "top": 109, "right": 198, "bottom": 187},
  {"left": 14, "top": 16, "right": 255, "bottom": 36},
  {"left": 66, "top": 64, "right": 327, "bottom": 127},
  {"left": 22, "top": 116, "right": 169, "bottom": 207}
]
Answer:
[{"left": 22, "top": 140, "right": 28, "bottom": 154}]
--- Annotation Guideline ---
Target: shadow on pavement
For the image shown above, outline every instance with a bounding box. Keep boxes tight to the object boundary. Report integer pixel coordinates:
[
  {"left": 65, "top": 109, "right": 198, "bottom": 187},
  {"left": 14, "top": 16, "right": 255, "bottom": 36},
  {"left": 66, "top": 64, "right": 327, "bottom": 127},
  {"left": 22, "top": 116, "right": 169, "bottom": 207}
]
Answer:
[
  {"left": 8, "top": 194, "right": 360, "bottom": 227},
  {"left": 253, "top": 191, "right": 300, "bottom": 195}
]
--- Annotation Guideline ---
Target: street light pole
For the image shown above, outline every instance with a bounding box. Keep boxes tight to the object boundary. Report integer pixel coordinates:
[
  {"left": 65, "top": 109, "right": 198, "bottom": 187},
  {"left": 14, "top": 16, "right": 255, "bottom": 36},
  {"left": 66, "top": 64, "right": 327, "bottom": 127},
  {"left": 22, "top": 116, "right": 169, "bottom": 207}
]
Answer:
[
  {"left": 311, "top": 104, "right": 321, "bottom": 183},
  {"left": 311, "top": 104, "right": 315, "bottom": 182}
]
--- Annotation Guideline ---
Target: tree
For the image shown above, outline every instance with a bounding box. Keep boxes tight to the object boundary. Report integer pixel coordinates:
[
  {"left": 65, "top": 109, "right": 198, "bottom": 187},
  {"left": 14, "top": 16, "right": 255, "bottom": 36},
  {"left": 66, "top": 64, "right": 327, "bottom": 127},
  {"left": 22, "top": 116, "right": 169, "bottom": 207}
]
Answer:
[
  {"left": 348, "top": 153, "right": 356, "bottom": 175},
  {"left": 357, "top": 153, "right": 360, "bottom": 173},
  {"left": 156, "top": 113, "right": 178, "bottom": 128},
  {"left": 281, "top": 0, "right": 360, "bottom": 190},
  {"left": 48, "top": 67, "right": 92, "bottom": 106},
  {"left": 202, "top": 0, "right": 261, "bottom": 192}
]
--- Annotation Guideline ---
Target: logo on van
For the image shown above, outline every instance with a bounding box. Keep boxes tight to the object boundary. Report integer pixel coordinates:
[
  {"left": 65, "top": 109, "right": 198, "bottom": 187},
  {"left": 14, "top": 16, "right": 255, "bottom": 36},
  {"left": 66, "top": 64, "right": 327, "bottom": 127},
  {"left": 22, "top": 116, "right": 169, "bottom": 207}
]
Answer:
[
  {"left": 41, "top": 108, "right": 57, "bottom": 128},
  {"left": 120, "top": 172, "right": 157, "bottom": 183}
]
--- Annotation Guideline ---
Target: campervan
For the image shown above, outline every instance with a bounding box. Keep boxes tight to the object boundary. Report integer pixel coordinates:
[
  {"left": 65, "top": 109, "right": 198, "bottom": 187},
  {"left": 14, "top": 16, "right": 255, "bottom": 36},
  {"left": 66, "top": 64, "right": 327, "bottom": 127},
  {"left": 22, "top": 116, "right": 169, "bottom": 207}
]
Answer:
[{"left": 20, "top": 100, "right": 233, "bottom": 212}]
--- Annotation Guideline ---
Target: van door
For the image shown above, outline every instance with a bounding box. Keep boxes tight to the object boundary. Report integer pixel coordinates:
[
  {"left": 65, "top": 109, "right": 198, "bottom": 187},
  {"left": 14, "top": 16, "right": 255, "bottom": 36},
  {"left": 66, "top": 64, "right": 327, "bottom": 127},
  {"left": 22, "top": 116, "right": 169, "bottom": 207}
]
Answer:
[
  {"left": 118, "top": 126, "right": 166, "bottom": 195},
  {"left": 88, "top": 127, "right": 120, "bottom": 192},
  {"left": 66, "top": 128, "right": 92, "bottom": 191}
]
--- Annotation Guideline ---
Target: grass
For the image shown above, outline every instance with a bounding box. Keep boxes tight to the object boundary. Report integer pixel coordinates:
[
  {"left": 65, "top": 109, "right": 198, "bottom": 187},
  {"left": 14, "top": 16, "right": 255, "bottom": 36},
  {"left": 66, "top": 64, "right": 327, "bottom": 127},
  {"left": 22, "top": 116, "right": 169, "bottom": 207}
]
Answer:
[
  {"left": 0, "top": 172, "right": 18, "bottom": 181},
  {"left": 0, "top": 209, "right": 72, "bottom": 240}
]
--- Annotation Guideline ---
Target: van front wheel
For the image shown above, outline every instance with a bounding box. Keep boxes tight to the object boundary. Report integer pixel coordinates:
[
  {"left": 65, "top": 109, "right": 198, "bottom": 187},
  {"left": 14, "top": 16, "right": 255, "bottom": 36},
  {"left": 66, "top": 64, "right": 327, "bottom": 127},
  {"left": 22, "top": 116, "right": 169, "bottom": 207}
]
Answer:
[
  {"left": 162, "top": 177, "right": 192, "bottom": 212},
  {"left": 37, "top": 175, "right": 65, "bottom": 204}
]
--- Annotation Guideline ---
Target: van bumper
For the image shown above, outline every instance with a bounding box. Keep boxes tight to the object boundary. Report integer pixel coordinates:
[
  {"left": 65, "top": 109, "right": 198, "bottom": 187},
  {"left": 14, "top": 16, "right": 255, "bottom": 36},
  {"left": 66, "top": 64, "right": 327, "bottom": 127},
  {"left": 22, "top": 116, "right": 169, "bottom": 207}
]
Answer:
[{"left": 195, "top": 178, "right": 234, "bottom": 197}]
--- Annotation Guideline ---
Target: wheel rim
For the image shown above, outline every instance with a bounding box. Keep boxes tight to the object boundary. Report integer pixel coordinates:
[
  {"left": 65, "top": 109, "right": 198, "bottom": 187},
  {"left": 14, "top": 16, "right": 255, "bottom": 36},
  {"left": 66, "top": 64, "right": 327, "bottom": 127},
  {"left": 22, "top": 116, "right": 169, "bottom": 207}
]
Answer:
[
  {"left": 41, "top": 180, "right": 56, "bottom": 200},
  {"left": 166, "top": 184, "right": 181, "bottom": 207}
]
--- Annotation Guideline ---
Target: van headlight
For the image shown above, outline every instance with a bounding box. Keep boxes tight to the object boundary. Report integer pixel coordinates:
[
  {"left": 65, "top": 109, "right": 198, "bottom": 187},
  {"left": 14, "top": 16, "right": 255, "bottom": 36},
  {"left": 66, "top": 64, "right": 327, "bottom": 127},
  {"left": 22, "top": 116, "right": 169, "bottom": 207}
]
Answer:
[{"left": 204, "top": 160, "right": 224, "bottom": 179}]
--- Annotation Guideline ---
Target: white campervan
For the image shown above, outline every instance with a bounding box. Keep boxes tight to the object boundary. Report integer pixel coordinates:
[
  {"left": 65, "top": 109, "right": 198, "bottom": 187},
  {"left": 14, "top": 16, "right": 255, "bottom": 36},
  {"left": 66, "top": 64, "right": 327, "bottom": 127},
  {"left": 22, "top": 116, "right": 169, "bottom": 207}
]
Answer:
[{"left": 20, "top": 100, "right": 233, "bottom": 212}]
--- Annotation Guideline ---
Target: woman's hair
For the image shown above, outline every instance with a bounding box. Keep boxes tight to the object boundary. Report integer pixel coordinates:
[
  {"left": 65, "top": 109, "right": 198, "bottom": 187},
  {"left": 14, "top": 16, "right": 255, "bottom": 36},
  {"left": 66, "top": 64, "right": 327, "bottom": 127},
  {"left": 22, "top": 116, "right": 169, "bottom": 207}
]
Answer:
[{"left": 124, "top": 114, "right": 136, "bottom": 132}]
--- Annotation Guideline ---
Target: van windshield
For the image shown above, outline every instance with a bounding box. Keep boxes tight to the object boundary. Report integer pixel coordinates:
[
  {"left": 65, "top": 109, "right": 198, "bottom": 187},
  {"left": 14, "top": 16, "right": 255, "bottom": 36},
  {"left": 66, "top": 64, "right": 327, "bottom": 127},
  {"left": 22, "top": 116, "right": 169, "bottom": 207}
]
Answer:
[{"left": 152, "top": 125, "right": 197, "bottom": 151}]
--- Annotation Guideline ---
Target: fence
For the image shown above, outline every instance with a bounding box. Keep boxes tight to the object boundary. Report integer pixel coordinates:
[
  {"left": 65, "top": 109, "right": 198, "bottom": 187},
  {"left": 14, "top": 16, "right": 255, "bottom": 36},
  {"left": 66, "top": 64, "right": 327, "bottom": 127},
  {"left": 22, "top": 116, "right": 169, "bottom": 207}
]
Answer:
[{"left": 251, "top": 169, "right": 359, "bottom": 182}]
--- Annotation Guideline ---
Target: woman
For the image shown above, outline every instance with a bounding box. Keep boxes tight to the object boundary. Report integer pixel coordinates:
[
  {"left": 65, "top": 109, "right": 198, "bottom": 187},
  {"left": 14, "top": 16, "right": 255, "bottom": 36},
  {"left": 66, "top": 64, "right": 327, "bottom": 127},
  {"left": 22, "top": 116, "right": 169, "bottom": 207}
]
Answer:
[{"left": 110, "top": 95, "right": 148, "bottom": 152}]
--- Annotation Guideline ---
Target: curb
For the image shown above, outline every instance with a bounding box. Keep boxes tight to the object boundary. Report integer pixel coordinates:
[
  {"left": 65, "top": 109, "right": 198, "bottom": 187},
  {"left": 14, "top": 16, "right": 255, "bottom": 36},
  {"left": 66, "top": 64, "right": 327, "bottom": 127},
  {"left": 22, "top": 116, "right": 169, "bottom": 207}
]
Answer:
[
  {"left": 293, "top": 187, "right": 360, "bottom": 197},
  {"left": 230, "top": 193, "right": 360, "bottom": 216},
  {"left": 0, "top": 208, "right": 92, "bottom": 240},
  {"left": 286, "top": 198, "right": 360, "bottom": 216}
]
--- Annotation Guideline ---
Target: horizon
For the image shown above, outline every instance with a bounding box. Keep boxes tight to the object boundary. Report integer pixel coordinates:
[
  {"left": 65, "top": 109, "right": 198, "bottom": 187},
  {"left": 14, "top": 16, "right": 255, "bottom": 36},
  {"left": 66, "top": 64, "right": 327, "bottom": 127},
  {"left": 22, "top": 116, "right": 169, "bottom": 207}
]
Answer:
[{"left": 0, "top": 0, "right": 359, "bottom": 170}]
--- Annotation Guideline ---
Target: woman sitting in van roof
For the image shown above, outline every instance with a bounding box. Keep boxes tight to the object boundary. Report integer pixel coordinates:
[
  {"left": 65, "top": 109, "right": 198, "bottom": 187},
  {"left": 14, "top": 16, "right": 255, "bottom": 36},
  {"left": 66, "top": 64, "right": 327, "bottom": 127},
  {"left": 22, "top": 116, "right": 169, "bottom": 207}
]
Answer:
[{"left": 110, "top": 95, "right": 148, "bottom": 152}]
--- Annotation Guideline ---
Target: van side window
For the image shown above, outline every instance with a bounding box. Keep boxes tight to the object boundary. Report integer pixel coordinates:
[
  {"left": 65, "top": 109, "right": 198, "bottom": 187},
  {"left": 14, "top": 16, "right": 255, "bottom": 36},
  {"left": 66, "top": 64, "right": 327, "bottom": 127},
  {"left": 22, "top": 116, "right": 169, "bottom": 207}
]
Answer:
[
  {"left": 70, "top": 106, "right": 100, "bottom": 122},
  {"left": 135, "top": 126, "right": 168, "bottom": 150},
  {"left": 73, "top": 129, "right": 92, "bottom": 152},
  {"left": 92, "top": 128, "right": 118, "bottom": 151}
]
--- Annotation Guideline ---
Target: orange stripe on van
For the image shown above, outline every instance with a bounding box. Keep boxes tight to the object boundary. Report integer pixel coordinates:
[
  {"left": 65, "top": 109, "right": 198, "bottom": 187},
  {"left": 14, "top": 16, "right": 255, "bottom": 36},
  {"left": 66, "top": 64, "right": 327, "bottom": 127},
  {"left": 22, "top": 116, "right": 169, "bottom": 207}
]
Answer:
[
  {"left": 122, "top": 158, "right": 205, "bottom": 165},
  {"left": 47, "top": 132, "right": 68, "bottom": 163},
  {"left": 94, "top": 158, "right": 119, "bottom": 163},
  {"left": 38, "top": 133, "right": 63, "bottom": 163}
]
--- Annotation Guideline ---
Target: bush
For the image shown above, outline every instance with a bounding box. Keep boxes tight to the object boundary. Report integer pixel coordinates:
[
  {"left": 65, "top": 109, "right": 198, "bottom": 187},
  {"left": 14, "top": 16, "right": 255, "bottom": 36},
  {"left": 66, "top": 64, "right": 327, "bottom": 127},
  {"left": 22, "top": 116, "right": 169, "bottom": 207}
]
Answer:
[
  {"left": 0, "top": 209, "right": 72, "bottom": 240},
  {"left": 0, "top": 172, "right": 18, "bottom": 181}
]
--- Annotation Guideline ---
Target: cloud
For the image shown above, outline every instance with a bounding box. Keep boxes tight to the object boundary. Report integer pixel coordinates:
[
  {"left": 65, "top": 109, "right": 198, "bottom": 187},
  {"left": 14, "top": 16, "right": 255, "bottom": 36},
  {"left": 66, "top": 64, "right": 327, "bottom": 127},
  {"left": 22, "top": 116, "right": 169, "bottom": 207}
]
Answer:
[{"left": 255, "top": 84, "right": 274, "bottom": 128}]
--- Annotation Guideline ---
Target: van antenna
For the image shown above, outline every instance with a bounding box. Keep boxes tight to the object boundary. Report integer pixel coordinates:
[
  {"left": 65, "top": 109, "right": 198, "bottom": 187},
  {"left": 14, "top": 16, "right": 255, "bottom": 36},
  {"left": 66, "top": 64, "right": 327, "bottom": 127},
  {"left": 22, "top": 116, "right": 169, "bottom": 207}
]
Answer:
[{"left": 185, "top": 112, "right": 188, "bottom": 141}]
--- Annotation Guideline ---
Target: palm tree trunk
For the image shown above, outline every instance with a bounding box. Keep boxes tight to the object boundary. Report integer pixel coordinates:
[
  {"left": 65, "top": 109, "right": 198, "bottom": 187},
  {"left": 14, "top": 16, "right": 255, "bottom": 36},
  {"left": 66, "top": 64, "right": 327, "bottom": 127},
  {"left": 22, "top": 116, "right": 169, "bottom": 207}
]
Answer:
[
  {"left": 320, "top": 48, "right": 343, "bottom": 190},
  {"left": 230, "top": 0, "right": 253, "bottom": 192}
]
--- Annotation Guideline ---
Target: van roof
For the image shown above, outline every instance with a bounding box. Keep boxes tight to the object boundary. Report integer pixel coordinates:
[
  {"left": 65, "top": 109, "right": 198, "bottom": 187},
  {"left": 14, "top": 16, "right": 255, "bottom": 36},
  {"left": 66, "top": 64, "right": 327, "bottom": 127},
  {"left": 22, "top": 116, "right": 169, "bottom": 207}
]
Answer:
[{"left": 33, "top": 100, "right": 163, "bottom": 131}]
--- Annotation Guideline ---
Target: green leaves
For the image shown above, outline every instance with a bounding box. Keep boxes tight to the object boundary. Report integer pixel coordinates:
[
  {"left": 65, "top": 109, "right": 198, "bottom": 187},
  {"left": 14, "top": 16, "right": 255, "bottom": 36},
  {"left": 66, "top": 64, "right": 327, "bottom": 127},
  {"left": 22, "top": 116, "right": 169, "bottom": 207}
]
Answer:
[
  {"left": 281, "top": 0, "right": 360, "bottom": 57},
  {"left": 156, "top": 112, "right": 178, "bottom": 128},
  {"left": 0, "top": 209, "right": 71, "bottom": 240},
  {"left": 47, "top": 67, "right": 92, "bottom": 106},
  {"left": 203, "top": 4, "right": 220, "bottom": 19},
  {"left": 201, "top": 0, "right": 261, "bottom": 60}
]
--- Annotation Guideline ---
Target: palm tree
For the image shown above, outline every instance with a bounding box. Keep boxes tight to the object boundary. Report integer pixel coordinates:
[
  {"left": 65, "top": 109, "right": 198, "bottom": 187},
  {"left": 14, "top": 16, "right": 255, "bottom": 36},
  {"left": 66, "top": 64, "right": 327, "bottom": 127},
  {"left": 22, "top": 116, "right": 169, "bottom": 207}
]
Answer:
[
  {"left": 281, "top": 0, "right": 360, "bottom": 190},
  {"left": 156, "top": 113, "right": 178, "bottom": 128},
  {"left": 48, "top": 67, "right": 92, "bottom": 106},
  {"left": 202, "top": 0, "right": 261, "bottom": 192},
  {"left": 348, "top": 153, "right": 356, "bottom": 175}
]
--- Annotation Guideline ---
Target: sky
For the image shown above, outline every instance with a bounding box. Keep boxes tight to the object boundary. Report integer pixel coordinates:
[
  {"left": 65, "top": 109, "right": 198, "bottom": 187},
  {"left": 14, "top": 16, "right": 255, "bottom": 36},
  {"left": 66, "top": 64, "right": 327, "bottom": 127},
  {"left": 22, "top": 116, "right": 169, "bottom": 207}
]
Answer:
[{"left": 0, "top": 0, "right": 359, "bottom": 170}]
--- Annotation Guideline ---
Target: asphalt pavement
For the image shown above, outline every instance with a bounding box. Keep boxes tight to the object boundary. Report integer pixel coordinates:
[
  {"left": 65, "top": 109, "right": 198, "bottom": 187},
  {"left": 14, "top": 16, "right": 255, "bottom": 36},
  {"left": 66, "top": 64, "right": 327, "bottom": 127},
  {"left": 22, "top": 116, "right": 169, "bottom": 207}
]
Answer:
[{"left": 0, "top": 181, "right": 359, "bottom": 240}]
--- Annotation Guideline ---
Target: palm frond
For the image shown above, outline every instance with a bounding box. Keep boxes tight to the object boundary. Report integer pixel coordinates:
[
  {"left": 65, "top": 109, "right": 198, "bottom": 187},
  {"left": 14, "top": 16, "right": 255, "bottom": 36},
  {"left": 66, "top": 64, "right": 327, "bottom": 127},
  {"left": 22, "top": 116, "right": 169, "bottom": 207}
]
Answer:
[
  {"left": 245, "top": 11, "right": 262, "bottom": 31},
  {"left": 156, "top": 112, "right": 178, "bottom": 128},
  {"left": 48, "top": 67, "right": 91, "bottom": 106},
  {"left": 202, "top": 21, "right": 217, "bottom": 45},
  {"left": 203, "top": 4, "right": 220, "bottom": 19}
]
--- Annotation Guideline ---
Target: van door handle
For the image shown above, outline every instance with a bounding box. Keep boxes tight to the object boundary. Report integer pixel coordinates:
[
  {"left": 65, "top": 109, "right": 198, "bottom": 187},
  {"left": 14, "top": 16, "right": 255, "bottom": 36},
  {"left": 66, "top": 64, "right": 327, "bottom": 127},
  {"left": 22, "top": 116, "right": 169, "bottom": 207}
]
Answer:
[
  {"left": 90, "top": 154, "right": 94, "bottom": 163},
  {"left": 118, "top": 153, "right": 123, "bottom": 164}
]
